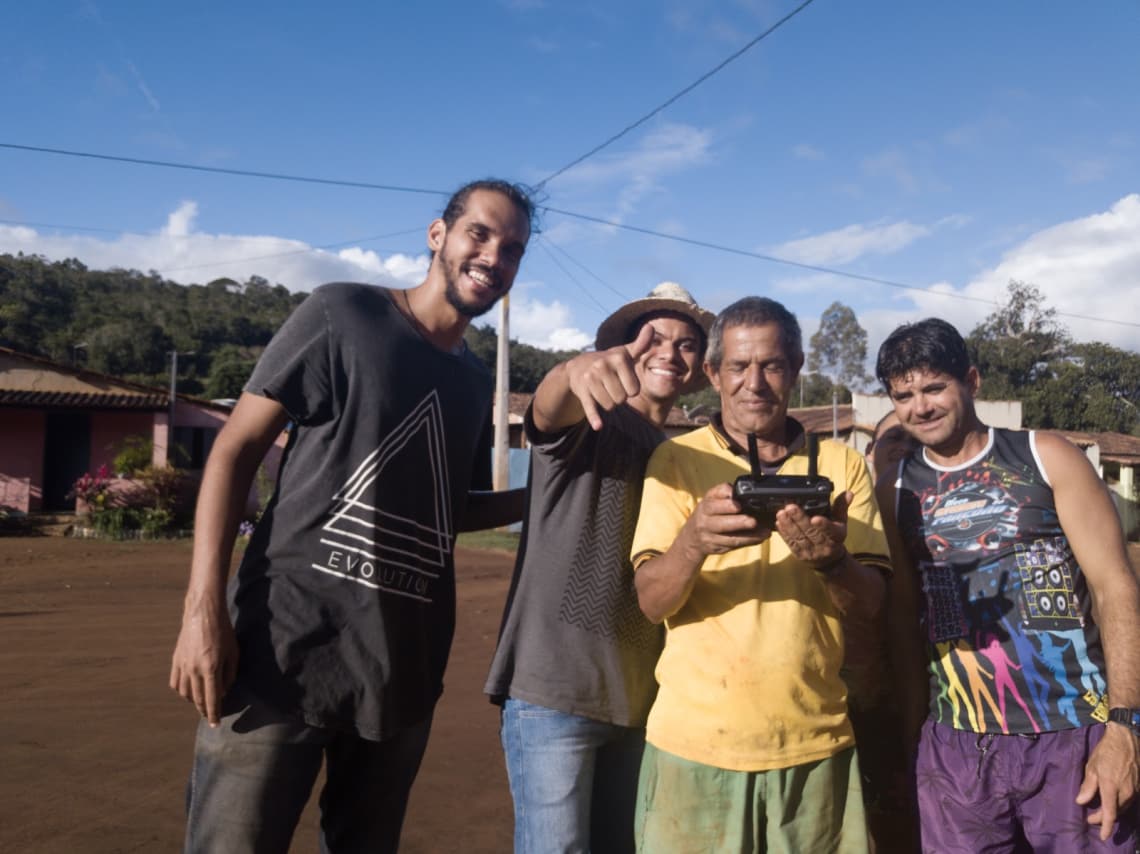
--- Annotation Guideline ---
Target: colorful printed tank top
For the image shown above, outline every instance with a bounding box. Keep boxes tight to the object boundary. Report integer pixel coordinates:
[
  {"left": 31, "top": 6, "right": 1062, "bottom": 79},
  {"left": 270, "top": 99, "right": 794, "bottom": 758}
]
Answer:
[{"left": 896, "top": 428, "right": 1108, "bottom": 734}]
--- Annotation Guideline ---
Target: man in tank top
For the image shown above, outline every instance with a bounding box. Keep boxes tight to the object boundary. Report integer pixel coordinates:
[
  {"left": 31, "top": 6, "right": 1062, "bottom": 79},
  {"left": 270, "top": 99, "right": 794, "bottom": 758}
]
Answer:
[{"left": 875, "top": 317, "right": 1140, "bottom": 852}]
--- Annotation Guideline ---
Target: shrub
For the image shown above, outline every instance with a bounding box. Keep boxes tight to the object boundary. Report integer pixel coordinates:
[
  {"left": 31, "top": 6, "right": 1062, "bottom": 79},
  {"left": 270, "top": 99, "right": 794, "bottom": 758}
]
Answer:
[
  {"left": 136, "top": 465, "right": 185, "bottom": 514},
  {"left": 111, "top": 436, "right": 154, "bottom": 477}
]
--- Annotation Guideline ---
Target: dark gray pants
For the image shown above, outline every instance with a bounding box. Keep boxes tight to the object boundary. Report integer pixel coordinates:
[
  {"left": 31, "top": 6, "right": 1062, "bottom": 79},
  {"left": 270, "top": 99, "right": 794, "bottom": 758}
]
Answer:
[{"left": 184, "top": 688, "right": 432, "bottom": 854}]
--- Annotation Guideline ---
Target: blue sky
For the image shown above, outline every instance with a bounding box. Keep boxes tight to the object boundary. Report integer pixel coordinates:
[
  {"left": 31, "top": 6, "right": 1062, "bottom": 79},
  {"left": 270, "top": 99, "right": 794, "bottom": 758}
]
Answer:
[{"left": 2, "top": 0, "right": 1139, "bottom": 365}]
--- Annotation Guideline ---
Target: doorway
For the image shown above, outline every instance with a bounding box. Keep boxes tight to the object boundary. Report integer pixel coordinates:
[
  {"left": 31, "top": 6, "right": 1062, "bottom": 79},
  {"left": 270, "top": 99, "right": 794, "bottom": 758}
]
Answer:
[{"left": 42, "top": 412, "right": 92, "bottom": 511}]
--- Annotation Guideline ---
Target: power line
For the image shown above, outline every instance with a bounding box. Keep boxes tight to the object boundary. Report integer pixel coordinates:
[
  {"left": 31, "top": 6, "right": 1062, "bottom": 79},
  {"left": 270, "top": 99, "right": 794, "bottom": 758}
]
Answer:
[
  {"left": 3, "top": 148, "right": 1138, "bottom": 331},
  {"left": 0, "top": 142, "right": 448, "bottom": 197},
  {"left": 541, "top": 238, "right": 633, "bottom": 303},
  {"left": 534, "top": 0, "right": 818, "bottom": 189},
  {"left": 540, "top": 206, "right": 1140, "bottom": 331},
  {"left": 534, "top": 237, "right": 612, "bottom": 314},
  {"left": 0, "top": 217, "right": 123, "bottom": 235}
]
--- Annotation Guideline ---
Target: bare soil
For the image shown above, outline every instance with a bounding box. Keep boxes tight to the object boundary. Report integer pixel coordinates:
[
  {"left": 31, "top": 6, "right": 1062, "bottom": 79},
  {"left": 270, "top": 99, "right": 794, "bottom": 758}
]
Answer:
[
  {"left": 0, "top": 536, "right": 516, "bottom": 853},
  {"left": 3, "top": 536, "right": 1138, "bottom": 853}
]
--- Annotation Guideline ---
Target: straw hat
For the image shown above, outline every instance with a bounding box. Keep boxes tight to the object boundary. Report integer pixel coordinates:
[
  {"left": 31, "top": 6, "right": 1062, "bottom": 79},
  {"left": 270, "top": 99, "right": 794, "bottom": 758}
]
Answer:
[{"left": 594, "top": 282, "right": 715, "bottom": 351}]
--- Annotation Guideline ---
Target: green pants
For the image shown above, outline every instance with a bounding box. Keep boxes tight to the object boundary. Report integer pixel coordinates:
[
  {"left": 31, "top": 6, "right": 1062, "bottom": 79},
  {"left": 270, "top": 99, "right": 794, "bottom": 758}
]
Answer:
[{"left": 635, "top": 743, "right": 869, "bottom": 854}]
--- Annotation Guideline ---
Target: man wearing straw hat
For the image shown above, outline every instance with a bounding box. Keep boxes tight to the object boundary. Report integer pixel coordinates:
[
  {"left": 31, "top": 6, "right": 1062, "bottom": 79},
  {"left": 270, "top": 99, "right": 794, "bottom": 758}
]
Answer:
[{"left": 486, "top": 282, "right": 714, "bottom": 853}]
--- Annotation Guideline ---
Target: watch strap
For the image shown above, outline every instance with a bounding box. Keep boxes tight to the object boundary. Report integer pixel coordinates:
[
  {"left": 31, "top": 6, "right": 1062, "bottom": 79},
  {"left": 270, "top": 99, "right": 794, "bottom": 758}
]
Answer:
[{"left": 1107, "top": 707, "right": 1140, "bottom": 735}]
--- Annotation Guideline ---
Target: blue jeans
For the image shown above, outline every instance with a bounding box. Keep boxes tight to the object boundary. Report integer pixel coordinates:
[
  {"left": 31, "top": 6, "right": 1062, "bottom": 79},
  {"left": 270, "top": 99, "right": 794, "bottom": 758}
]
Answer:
[
  {"left": 501, "top": 697, "right": 645, "bottom": 854},
  {"left": 184, "top": 685, "right": 432, "bottom": 854}
]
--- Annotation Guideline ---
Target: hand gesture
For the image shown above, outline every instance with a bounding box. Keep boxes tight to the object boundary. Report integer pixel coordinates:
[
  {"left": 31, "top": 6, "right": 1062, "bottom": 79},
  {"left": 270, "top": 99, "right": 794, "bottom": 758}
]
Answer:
[
  {"left": 169, "top": 595, "right": 239, "bottom": 727},
  {"left": 567, "top": 322, "right": 656, "bottom": 430},
  {"left": 775, "top": 490, "right": 852, "bottom": 569}
]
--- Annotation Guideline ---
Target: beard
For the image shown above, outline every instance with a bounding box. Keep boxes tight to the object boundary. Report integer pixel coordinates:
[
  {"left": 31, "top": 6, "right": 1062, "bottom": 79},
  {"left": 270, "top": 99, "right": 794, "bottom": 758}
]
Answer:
[
  {"left": 444, "top": 275, "right": 498, "bottom": 318},
  {"left": 437, "top": 240, "right": 503, "bottom": 318}
]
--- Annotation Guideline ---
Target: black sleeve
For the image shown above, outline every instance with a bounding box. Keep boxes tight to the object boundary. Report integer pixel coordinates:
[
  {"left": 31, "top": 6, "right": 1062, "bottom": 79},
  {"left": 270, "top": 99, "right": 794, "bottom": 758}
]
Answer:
[{"left": 470, "top": 410, "right": 493, "bottom": 491}]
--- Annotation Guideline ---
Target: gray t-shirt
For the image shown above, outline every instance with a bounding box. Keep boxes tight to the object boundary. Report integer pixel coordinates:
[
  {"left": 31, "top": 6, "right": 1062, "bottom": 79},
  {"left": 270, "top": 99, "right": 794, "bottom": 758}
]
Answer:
[
  {"left": 231, "top": 282, "right": 493, "bottom": 740},
  {"left": 484, "top": 403, "right": 665, "bottom": 727}
]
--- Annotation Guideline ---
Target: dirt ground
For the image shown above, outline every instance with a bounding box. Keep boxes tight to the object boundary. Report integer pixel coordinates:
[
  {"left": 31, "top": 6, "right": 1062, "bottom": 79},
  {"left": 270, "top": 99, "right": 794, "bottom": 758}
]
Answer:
[
  {"left": 0, "top": 536, "right": 517, "bottom": 853},
  {"left": 3, "top": 536, "right": 1139, "bottom": 853}
]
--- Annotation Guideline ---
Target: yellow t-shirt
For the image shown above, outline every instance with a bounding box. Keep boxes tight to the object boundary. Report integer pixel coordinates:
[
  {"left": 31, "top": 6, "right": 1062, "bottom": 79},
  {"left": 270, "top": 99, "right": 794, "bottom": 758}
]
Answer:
[{"left": 631, "top": 424, "right": 890, "bottom": 772}]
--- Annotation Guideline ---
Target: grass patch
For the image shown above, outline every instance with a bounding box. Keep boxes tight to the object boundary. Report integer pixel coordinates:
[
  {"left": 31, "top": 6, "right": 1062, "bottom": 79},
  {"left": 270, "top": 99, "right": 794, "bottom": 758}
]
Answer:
[{"left": 457, "top": 529, "right": 520, "bottom": 554}]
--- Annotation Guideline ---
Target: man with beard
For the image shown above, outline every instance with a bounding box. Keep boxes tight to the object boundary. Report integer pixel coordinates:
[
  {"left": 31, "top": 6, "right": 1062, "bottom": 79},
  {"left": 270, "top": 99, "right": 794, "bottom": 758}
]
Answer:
[
  {"left": 876, "top": 317, "right": 1140, "bottom": 852},
  {"left": 170, "top": 179, "right": 534, "bottom": 853},
  {"left": 629, "top": 296, "right": 891, "bottom": 852},
  {"left": 486, "top": 282, "right": 714, "bottom": 853}
]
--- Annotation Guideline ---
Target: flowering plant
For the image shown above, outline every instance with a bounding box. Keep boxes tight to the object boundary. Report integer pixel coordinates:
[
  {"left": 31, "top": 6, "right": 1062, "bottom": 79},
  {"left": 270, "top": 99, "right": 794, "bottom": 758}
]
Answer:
[{"left": 68, "top": 465, "right": 112, "bottom": 511}]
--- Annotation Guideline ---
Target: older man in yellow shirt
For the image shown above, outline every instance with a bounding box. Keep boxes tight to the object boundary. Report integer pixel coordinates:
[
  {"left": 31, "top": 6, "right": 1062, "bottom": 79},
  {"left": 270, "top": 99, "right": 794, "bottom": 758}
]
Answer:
[{"left": 630, "top": 296, "right": 891, "bottom": 853}]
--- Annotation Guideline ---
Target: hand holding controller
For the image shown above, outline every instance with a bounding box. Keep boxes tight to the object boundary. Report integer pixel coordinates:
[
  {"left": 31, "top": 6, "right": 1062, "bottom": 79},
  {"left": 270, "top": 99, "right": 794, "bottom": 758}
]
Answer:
[{"left": 732, "top": 432, "right": 833, "bottom": 528}]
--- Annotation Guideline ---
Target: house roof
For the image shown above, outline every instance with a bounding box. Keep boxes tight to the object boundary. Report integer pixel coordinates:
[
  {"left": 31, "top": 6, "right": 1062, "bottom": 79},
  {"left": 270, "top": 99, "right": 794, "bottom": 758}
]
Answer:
[
  {"left": 788, "top": 404, "right": 855, "bottom": 436},
  {"left": 1057, "top": 430, "right": 1140, "bottom": 464},
  {"left": 0, "top": 346, "right": 230, "bottom": 413}
]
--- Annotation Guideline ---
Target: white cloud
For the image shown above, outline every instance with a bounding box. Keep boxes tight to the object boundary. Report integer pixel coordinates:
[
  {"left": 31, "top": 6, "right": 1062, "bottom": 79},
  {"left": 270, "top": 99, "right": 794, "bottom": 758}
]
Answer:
[
  {"left": 126, "top": 59, "right": 160, "bottom": 112},
  {"left": 0, "top": 202, "right": 590, "bottom": 352},
  {"left": 162, "top": 200, "right": 197, "bottom": 237},
  {"left": 859, "top": 194, "right": 1140, "bottom": 358},
  {"left": 792, "top": 143, "right": 824, "bottom": 161},
  {"left": 956, "top": 193, "right": 1140, "bottom": 350},
  {"left": 487, "top": 290, "right": 591, "bottom": 350},
  {"left": 768, "top": 220, "right": 932, "bottom": 266},
  {"left": 0, "top": 201, "right": 425, "bottom": 292},
  {"left": 552, "top": 123, "right": 712, "bottom": 188},
  {"left": 539, "top": 122, "right": 713, "bottom": 227}
]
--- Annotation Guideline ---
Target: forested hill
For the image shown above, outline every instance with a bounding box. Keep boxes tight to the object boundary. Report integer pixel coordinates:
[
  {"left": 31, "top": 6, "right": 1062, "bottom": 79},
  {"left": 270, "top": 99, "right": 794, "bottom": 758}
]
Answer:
[{"left": 0, "top": 253, "right": 580, "bottom": 398}]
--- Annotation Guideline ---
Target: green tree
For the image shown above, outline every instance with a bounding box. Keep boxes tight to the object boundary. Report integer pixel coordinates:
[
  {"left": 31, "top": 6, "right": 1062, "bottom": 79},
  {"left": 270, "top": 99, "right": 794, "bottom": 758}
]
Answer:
[
  {"left": 966, "top": 280, "right": 1070, "bottom": 403},
  {"left": 205, "top": 345, "right": 259, "bottom": 399},
  {"left": 1032, "top": 343, "right": 1140, "bottom": 434},
  {"left": 806, "top": 302, "right": 869, "bottom": 402},
  {"left": 462, "top": 323, "right": 579, "bottom": 393}
]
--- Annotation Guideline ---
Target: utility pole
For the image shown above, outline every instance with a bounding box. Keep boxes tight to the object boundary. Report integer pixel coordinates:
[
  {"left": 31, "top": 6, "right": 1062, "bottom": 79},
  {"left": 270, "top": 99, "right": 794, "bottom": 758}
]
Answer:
[
  {"left": 168, "top": 350, "right": 179, "bottom": 443},
  {"left": 167, "top": 350, "right": 195, "bottom": 467},
  {"left": 831, "top": 385, "right": 838, "bottom": 440},
  {"left": 493, "top": 297, "right": 510, "bottom": 492}
]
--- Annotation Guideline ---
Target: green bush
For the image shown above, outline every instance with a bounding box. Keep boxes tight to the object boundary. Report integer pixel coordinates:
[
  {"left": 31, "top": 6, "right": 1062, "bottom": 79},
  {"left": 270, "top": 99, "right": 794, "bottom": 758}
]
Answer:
[
  {"left": 140, "top": 508, "right": 174, "bottom": 538},
  {"left": 91, "top": 507, "right": 141, "bottom": 537},
  {"left": 112, "top": 436, "right": 154, "bottom": 476}
]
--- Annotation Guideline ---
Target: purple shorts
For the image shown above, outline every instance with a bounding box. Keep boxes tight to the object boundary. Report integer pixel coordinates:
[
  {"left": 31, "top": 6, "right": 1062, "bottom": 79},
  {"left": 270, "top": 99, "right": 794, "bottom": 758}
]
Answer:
[{"left": 915, "top": 720, "right": 1138, "bottom": 853}]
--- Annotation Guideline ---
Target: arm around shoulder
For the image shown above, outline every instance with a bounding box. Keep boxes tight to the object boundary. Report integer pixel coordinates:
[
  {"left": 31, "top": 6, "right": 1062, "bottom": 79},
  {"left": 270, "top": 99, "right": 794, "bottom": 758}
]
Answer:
[{"left": 461, "top": 487, "right": 526, "bottom": 532}]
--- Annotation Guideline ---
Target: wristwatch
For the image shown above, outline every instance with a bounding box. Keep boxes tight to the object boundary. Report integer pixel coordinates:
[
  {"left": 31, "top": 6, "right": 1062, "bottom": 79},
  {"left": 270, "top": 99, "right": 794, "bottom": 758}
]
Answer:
[{"left": 1107, "top": 707, "right": 1140, "bottom": 737}]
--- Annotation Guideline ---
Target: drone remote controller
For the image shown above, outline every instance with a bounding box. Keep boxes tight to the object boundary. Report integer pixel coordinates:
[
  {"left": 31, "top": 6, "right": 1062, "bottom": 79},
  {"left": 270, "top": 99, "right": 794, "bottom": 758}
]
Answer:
[{"left": 732, "top": 432, "right": 833, "bottom": 527}]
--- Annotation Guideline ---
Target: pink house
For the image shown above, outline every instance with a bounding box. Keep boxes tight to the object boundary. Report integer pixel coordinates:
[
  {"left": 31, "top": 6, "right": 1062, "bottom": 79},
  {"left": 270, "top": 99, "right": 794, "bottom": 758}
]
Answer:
[{"left": 0, "top": 346, "right": 282, "bottom": 515}]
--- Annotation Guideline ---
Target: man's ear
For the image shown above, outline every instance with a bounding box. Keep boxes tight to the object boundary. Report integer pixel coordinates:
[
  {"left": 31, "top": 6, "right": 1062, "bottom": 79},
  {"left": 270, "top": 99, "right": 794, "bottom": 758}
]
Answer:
[
  {"left": 427, "top": 218, "right": 446, "bottom": 253},
  {"left": 966, "top": 365, "right": 982, "bottom": 397},
  {"left": 704, "top": 361, "right": 721, "bottom": 391}
]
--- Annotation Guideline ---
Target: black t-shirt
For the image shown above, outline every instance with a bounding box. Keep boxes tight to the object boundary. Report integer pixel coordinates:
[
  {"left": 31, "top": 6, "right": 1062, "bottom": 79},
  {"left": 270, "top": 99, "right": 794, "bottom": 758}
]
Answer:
[{"left": 231, "top": 282, "right": 493, "bottom": 740}]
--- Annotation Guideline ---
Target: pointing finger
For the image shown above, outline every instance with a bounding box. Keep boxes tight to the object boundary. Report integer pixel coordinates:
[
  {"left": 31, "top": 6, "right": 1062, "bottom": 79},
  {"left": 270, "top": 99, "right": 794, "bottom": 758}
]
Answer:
[{"left": 623, "top": 322, "right": 656, "bottom": 361}]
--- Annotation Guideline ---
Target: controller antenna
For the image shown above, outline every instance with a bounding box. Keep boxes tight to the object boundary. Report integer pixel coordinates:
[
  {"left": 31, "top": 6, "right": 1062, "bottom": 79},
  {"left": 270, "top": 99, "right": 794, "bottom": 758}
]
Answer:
[
  {"left": 747, "top": 432, "right": 761, "bottom": 478},
  {"left": 807, "top": 432, "right": 819, "bottom": 480}
]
